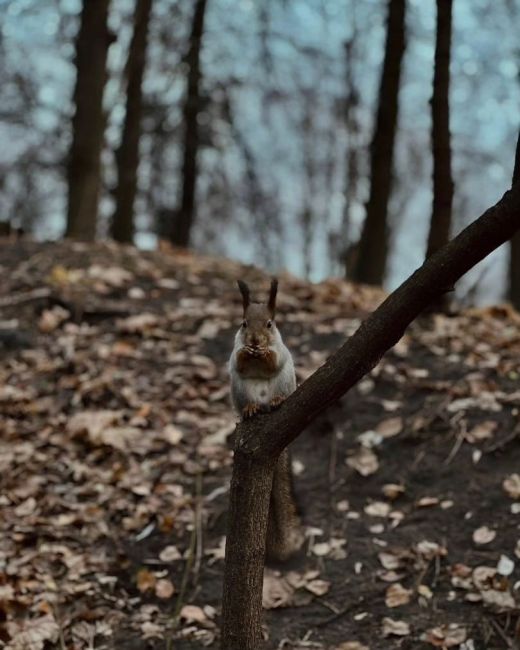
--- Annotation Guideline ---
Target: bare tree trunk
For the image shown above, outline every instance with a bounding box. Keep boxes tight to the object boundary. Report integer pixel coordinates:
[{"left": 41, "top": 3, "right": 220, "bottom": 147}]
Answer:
[
  {"left": 509, "top": 132, "right": 520, "bottom": 308},
  {"left": 221, "top": 135, "right": 520, "bottom": 650},
  {"left": 111, "top": 0, "right": 153, "bottom": 243},
  {"left": 426, "top": 0, "right": 454, "bottom": 258},
  {"left": 170, "top": 0, "right": 208, "bottom": 247},
  {"left": 341, "top": 31, "right": 361, "bottom": 278},
  {"left": 351, "top": 0, "right": 406, "bottom": 286},
  {"left": 66, "top": 0, "right": 112, "bottom": 241}
]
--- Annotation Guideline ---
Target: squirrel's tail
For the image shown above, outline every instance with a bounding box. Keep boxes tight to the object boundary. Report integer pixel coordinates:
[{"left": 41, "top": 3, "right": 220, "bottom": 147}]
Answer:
[{"left": 266, "top": 448, "right": 304, "bottom": 562}]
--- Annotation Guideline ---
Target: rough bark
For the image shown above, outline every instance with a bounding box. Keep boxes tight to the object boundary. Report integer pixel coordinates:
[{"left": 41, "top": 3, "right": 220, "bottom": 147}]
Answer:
[
  {"left": 509, "top": 132, "right": 520, "bottom": 308},
  {"left": 426, "top": 0, "right": 454, "bottom": 258},
  {"left": 221, "top": 135, "right": 520, "bottom": 650},
  {"left": 170, "top": 0, "right": 208, "bottom": 247},
  {"left": 66, "top": 0, "right": 112, "bottom": 241},
  {"left": 111, "top": 0, "right": 153, "bottom": 243},
  {"left": 351, "top": 0, "right": 406, "bottom": 286}
]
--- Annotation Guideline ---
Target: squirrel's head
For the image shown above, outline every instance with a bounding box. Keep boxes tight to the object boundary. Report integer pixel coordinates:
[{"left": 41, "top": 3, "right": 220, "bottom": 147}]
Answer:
[{"left": 236, "top": 278, "right": 279, "bottom": 349}]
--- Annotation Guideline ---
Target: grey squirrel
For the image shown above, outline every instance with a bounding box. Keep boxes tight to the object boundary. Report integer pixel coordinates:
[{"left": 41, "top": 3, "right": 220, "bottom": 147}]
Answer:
[{"left": 228, "top": 278, "right": 304, "bottom": 561}]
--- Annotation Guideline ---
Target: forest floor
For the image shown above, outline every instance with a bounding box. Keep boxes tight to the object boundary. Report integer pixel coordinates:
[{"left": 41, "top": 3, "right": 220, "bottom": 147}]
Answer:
[{"left": 1, "top": 240, "right": 519, "bottom": 650}]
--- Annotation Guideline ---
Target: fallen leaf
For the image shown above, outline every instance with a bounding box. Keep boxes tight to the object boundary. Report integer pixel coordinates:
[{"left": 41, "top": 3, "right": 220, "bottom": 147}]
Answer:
[
  {"left": 305, "top": 579, "right": 330, "bottom": 596},
  {"left": 376, "top": 417, "right": 403, "bottom": 438},
  {"left": 480, "top": 589, "right": 516, "bottom": 610},
  {"left": 364, "top": 501, "right": 391, "bottom": 517},
  {"left": 140, "top": 621, "right": 164, "bottom": 639},
  {"left": 503, "top": 474, "right": 520, "bottom": 499},
  {"left": 472, "top": 566, "right": 497, "bottom": 590},
  {"left": 465, "top": 420, "right": 497, "bottom": 443},
  {"left": 417, "top": 496, "right": 439, "bottom": 507},
  {"left": 385, "top": 583, "right": 412, "bottom": 608},
  {"left": 89, "top": 265, "right": 133, "bottom": 287},
  {"left": 423, "top": 624, "right": 467, "bottom": 647},
  {"left": 117, "top": 313, "right": 159, "bottom": 334},
  {"left": 357, "top": 430, "right": 383, "bottom": 448},
  {"left": 162, "top": 424, "right": 183, "bottom": 445},
  {"left": 155, "top": 579, "right": 175, "bottom": 599},
  {"left": 311, "top": 542, "right": 331, "bottom": 557},
  {"left": 382, "top": 617, "right": 411, "bottom": 637},
  {"left": 378, "top": 552, "right": 402, "bottom": 570},
  {"left": 346, "top": 447, "right": 379, "bottom": 476},
  {"left": 382, "top": 483, "right": 405, "bottom": 500},
  {"left": 136, "top": 568, "right": 156, "bottom": 593},
  {"left": 262, "top": 570, "right": 294, "bottom": 609},
  {"left": 38, "top": 306, "right": 70, "bottom": 332},
  {"left": 159, "top": 545, "right": 182, "bottom": 562},
  {"left": 67, "top": 410, "right": 121, "bottom": 440},
  {"left": 180, "top": 604, "right": 208, "bottom": 624},
  {"left": 497, "top": 554, "right": 515, "bottom": 576},
  {"left": 472, "top": 526, "right": 496, "bottom": 545},
  {"left": 418, "top": 584, "right": 433, "bottom": 599},
  {"left": 7, "top": 614, "right": 60, "bottom": 650},
  {"left": 416, "top": 541, "right": 447, "bottom": 559}
]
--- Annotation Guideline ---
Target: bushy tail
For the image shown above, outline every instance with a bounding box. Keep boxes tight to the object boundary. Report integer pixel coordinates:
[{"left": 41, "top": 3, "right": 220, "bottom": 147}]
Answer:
[{"left": 266, "top": 449, "right": 304, "bottom": 562}]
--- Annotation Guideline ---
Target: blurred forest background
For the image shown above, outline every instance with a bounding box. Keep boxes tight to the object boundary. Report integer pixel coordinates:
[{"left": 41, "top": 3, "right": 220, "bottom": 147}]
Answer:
[{"left": 1, "top": 0, "right": 519, "bottom": 302}]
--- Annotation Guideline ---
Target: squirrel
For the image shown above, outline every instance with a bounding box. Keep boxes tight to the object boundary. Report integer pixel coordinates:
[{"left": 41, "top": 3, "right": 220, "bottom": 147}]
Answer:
[{"left": 228, "top": 278, "right": 304, "bottom": 561}]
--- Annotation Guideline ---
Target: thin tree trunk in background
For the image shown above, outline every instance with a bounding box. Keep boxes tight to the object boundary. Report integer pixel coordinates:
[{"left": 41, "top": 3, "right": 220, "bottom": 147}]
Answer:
[
  {"left": 170, "top": 0, "right": 208, "bottom": 247},
  {"left": 351, "top": 0, "right": 406, "bottom": 286},
  {"left": 111, "top": 0, "right": 153, "bottom": 243},
  {"left": 342, "top": 34, "right": 361, "bottom": 279},
  {"left": 66, "top": 0, "right": 111, "bottom": 241},
  {"left": 508, "top": 131, "right": 520, "bottom": 308},
  {"left": 426, "top": 0, "right": 454, "bottom": 259},
  {"left": 221, "top": 133, "right": 520, "bottom": 649}
]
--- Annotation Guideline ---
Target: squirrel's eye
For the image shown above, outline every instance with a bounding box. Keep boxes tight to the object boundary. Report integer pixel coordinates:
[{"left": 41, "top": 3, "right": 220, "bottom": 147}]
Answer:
[
  {"left": 242, "top": 320, "right": 247, "bottom": 328},
  {"left": 267, "top": 320, "right": 272, "bottom": 329}
]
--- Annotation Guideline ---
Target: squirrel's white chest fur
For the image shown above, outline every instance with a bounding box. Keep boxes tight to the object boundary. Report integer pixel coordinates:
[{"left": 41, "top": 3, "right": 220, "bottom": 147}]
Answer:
[
  {"left": 229, "top": 334, "right": 297, "bottom": 414},
  {"left": 240, "top": 376, "right": 277, "bottom": 405}
]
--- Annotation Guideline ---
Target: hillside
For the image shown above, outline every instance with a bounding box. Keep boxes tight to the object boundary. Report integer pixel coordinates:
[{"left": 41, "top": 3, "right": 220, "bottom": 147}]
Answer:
[{"left": 0, "top": 240, "right": 519, "bottom": 649}]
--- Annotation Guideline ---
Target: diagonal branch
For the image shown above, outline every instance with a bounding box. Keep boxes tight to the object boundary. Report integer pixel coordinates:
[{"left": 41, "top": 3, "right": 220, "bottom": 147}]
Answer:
[
  {"left": 237, "top": 182, "right": 520, "bottom": 463},
  {"left": 222, "top": 135, "right": 520, "bottom": 650}
]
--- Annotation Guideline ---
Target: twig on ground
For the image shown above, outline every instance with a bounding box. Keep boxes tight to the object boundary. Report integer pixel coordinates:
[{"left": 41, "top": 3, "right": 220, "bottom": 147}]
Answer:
[
  {"left": 445, "top": 417, "right": 467, "bottom": 464},
  {"left": 0, "top": 287, "right": 51, "bottom": 307},
  {"left": 193, "top": 472, "right": 204, "bottom": 580},
  {"left": 488, "top": 616, "right": 514, "bottom": 648},
  {"left": 485, "top": 422, "right": 520, "bottom": 453},
  {"left": 168, "top": 472, "right": 202, "bottom": 641}
]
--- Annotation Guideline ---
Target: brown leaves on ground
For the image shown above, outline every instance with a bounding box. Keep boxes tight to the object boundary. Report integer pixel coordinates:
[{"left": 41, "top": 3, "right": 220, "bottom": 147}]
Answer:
[
  {"left": 1, "top": 241, "right": 520, "bottom": 649},
  {"left": 262, "top": 568, "right": 331, "bottom": 609}
]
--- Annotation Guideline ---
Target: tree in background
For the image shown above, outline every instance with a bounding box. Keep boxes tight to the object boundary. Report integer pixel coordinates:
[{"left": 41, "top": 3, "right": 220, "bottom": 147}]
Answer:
[
  {"left": 509, "top": 132, "right": 520, "bottom": 308},
  {"left": 170, "top": 0, "right": 208, "bottom": 247},
  {"left": 351, "top": 0, "right": 406, "bottom": 286},
  {"left": 341, "top": 32, "right": 362, "bottom": 278},
  {"left": 66, "top": 0, "right": 112, "bottom": 241},
  {"left": 426, "top": 0, "right": 454, "bottom": 260},
  {"left": 111, "top": 0, "right": 153, "bottom": 243}
]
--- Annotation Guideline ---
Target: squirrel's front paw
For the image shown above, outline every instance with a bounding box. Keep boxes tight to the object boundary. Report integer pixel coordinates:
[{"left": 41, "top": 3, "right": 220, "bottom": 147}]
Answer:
[
  {"left": 242, "top": 403, "right": 261, "bottom": 419},
  {"left": 269, "top": 395, "right": 285, "bottom": 410}
]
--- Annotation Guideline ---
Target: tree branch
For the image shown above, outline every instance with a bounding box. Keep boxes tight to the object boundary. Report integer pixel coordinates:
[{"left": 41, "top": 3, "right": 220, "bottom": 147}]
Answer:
[
  {"left": 221, "top": 137, "right": 520, "bottom": 650},
  {"left": 237, "top": 182, "right": 520, "bottom": 462}
]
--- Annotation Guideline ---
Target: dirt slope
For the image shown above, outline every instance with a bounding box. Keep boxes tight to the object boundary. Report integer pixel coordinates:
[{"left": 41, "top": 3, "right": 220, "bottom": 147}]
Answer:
[{"left": 0, "top": 240, "right": 519, "bottom": 649}]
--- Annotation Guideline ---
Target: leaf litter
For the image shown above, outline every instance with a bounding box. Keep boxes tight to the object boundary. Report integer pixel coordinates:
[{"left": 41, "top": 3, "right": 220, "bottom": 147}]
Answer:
[{"left": 0, "top": 241, "right": 519, "bottom": 648}]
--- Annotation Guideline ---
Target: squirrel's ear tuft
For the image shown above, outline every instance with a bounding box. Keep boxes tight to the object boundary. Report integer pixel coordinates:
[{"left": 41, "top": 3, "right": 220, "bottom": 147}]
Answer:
[
  {"left": 268, "top": 277, "right": 278, "bottom": 318},
  {"left": 237, "top": 280, "right": 250, "bottom": 314}
]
